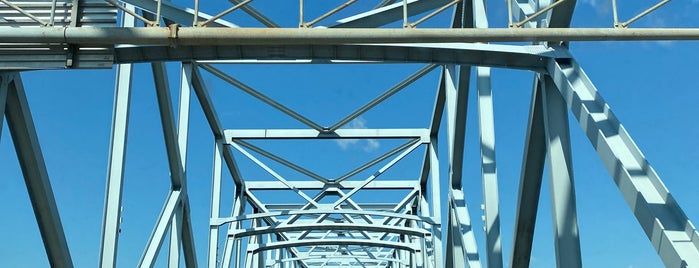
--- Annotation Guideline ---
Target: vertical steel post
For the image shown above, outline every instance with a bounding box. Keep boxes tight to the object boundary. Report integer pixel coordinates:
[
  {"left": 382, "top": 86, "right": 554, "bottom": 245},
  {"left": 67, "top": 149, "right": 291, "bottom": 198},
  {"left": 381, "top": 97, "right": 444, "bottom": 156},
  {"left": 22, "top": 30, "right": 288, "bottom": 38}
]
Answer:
[
  {"left": 208, "top": 140, "right": 223, "bottom": 268},
  {"left": 99, "top": 5, "right": 135, "bottom": 267},
  {"left": 151, "top": 59, "right": 197, "bottom": 267},
  {"left": 170, "top": 63, "right": 188, "bottom": 265},
  {"left": 510, "top": 80, "right": 546, "bottom": 268},
  {"left": 444, "top": 63, "right": 482, "bottom": 268},
  {"left": 169, "top": 205, "right": 183, "bottom": 267},
  {"left": 542, "top": 75, "right": 582, "bottom": 268},
  {"left": 428, "top": 140, "right": 443, "bottom": 268},
  {"left": 222, "top": 192, "right": 245, "bottom": 268},
  {"left": 445, "top": 202, "right": 466, "bottom": 267},
  {"left": 151, "top": 60, "right": 184, "bottom": 267},
  {"left": 475, "top": 66, "right": 503, "bottom": 268},
  {"left": 181, "top": 203, "right": 198, "bottom": 268},
  {"left": 4, "top": 73, "right": 74, "bottom": 268}
]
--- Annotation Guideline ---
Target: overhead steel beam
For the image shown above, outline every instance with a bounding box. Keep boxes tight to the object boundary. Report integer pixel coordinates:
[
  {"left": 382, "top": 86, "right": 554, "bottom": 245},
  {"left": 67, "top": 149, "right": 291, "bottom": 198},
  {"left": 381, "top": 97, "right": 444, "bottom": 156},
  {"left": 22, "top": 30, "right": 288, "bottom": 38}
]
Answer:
[
  {"left": 3, "top": 28, "right": 699, "bottom": 46},
  {"left": 214, "top": 209, "right": 435, "bottom": 226},
  {"left": 120, "top": 0, "right": 238, "bottom": 27},
  {"left": 271, "top": 255, "right": 407, "bottom": 266},
  {"left": 549, "top": 0, "right": 577, "bottom": 29},
  {"left": 229, "top": 223, "right": 430, "bottom": 238},
  {"left": 332, "top": 0, "right": 451, "bottom": 28},
  {"left": 200, "top": 64, "right": 325, "bottom": 132},
  {"left": 228, "top": 0, "right": 280, "bottom": 28},
  {"left": 249, "top": 239, "right": 419, "bottom": 254},
  {"left": 114, "top": 43, "right": 562, "bottom": 72},
  {"left": 3, "top": 73, "right": 74, "bottom": 268},
  {"left": 328, "top": 64, "right": 438, "bottom": 131},
  {"left": 245, "top": 180, "right": 418, "bottom": 190},
  {"left": 233, "top": 140, "right": 329, "bottom": 184},
  {"left": 224, "top": 128, "right": 429, "bottom": 140}
]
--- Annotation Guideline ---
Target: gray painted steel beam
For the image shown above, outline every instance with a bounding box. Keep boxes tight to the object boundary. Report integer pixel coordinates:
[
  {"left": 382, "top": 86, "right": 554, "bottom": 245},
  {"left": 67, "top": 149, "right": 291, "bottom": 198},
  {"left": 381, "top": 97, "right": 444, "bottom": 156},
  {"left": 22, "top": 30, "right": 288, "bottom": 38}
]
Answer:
[
  {"left": 332, "top": 0, "right": 451, "bottom": 28},
  {"left": 476, "top": 66, "right": 503, "bottom": 268},
  {"left": 542, "top": 74, "right": 582, "bottom": 268},
  {"left": 201, "top": 64, "right": 325, "bottom": 131},
  {"left": 548, "top": 0, "right": 577, "bottom": 29},
  {"left": 329, "top": 64, "right": 437, "bottom": 132},
  {"left": 189, "top": 65, "right": 244, "bottom": 187},
  {"left": 228, "top": 0, "right": 279, "bottom": 28},
  {"left": 469, "top": 0, "right": 503, "bottom": 264},
  {"left": 249, "top": 239, "right": 419, "bottom": 254},
  {"left": 169, "top": 204, "right": 183, "bottom": 268},
  {"left": 243, "top": 194, "right": 311, "bottom": 268},
  {"left": 448, "top": 190, "right": 481, "bottom": 268},
  {"left": 3, "top": 73, "right": 74, "bottom": 268},
  {"left": 215, "top": 209, "right": 435, "bottom": 226},
  {"left": 444, "top": 64, "right": 466, "bottom": 188},
  {"left": 225, "top": 128, "right": 429, "bottom": 140},
  {"left": 443, "top": 64, "right": 481, "bottom": 268},
  {"left": 181, "top": 203, "right": 199, "bottom": 268},
  {"left": 271, "top": 256, "right": 407, "bottom": 266},
  {"left": 0, "top": 74, "right": 7, "bottom": 141},
  {"left": 510, "top": 79, "right": 546, "bottom": 268},
  {"left": 151, "top": 62, "right": 185, "bottom": 189},
  {"left": 221, "top": 192, "right": 245, "bottom": 268},
  {"left": 138, "top": 190, "right": 182, "bottom": 268},
  {"left": 208, "top": 141, "right": 223, "bottom": 268},
  {"left": 3, "top": 27, "right": 699, "bottom": 46},
  {"left": 114, "top": 43, "right": 562, "bottom": 72},
  {"left": 244, "top": 180, "right": 418, "bottom": 190},
  {"left": 99, "top": 8, "right": 136, "bottom": 267},
  {"left": 176, "top": 62, "right": 198, "bottom": 268},
  {"left": 99, "top": 57, "right": 134, "bottom": 268},
  {"left": 120, "top": 0, "right": 238, "bottom": 27},
  {"left": 428, "top": 140, "right": 444, "bottom": 268},
  {"left": 547, "top": 57, "right": 699, "bottom": 267},
  {"left": 446, "top": 202, "right": 466, "bottom": 268},
  {"left": 229, "top": 223, "right": 430, "bottom": 238},
  {"left": 233, "top": 140, "right": 328, "bottom": 184}
]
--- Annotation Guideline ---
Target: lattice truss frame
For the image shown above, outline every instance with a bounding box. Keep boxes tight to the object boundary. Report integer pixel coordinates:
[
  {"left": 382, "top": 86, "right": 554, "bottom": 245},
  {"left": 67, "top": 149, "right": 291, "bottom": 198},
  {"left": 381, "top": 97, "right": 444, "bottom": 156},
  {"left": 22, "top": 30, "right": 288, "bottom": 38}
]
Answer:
[{"left": 0, "top": 0, "right": 698, "bottom": 268}]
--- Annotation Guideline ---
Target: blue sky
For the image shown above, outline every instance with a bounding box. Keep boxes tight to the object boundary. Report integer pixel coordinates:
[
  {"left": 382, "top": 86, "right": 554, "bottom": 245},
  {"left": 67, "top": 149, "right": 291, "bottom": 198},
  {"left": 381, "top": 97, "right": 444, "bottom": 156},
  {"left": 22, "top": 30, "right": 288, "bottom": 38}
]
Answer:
[{"left": 0, "top": 1, "right": 698, "bottom": 267}]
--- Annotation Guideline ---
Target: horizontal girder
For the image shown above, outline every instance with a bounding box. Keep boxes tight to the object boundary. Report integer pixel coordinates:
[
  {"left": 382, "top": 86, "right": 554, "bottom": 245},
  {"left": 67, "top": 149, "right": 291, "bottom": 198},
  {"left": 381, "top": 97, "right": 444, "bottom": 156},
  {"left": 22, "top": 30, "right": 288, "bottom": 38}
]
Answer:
[{"left": 1, "top": 27, "right": 698, "bottom": 46}]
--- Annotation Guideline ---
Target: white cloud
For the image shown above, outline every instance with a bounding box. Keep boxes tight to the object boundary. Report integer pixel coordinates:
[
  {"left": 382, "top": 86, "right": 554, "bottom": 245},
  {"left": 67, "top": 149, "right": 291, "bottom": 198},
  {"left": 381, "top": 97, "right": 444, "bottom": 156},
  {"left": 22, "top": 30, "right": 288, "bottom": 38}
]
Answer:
[
  {"left": 336, "top": 139, "right": 358, "bottom": 150},
  {"left": 580, "top": 0, "right": 599, "bottom": 7},
  {"left": 579, "top": 0, "right": 612, "bottom": 15},
  {"left": 363, "top": 139, "right": 380, "bottom": 152},
  {"left": 335, "top": 117, "right": 380, "bottom": 152}
]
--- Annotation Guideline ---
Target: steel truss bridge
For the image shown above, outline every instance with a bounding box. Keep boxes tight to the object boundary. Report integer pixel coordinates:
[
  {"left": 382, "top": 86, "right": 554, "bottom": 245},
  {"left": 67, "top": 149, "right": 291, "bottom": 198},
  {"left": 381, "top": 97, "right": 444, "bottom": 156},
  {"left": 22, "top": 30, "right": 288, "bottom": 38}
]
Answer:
[{"left": 0, "top": 0, "right": 697, "bottom": 267}]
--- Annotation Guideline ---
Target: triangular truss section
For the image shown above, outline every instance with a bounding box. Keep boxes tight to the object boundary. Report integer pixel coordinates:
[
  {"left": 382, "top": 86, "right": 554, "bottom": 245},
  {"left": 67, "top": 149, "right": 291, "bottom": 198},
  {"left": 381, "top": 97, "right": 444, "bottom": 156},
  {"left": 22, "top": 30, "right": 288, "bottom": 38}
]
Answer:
[{"left": 2, "top": 0, "right": 698, "bottom": 268}]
